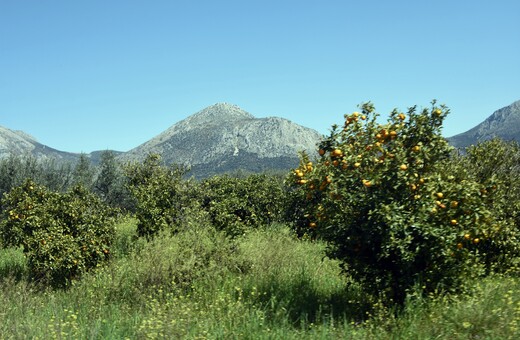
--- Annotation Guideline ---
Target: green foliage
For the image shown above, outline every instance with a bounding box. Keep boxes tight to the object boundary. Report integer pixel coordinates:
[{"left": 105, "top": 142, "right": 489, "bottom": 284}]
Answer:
[
  {"left": 0, "top": 180, "right": 115, "bottom": 287},
  {"left": 451, "top": 138, "right": 520, "bottom": 272},
  {"left": 0, "top": 246, "right": 28, "bottom": 281},
  {"left": 124, "top": 154, "right": 194, "bottom": 238},
  {"left": 462, "top": 138, "right": 520, "bottom": 225},
  {"left": 292, "top": 102, "right": 512, "bottom": 304},
  {"left": 72, "top": 153, "right": 95, "bottom": 189},
  {"left": 1, "top": 220, "right": 520, "bottom": 338},
  {"left": 0, "top": 154, "right": 74, "bottom": 197},
  {"left": 198, "top": 174, "right": 286, "bottom": 236},
  {"left": 93, "top": 150, "right": 133, "bottom": 210}
]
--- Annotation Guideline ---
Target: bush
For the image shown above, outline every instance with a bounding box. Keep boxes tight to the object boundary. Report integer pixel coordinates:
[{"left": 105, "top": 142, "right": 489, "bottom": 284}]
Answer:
[
  {"left": 0, "top": 180, "right": 115, "bottom": 287},
  {"left": 451, "top": 138, "right": 520, "bottom": 272},
  {"left": 124, "top": 154, "right": 196, "bottom": 238},
  {"left": 291, "top": 102, "right": 514, "bottom": 304},
  {"left": 198, "top": 174, "right": 286, "bottom": 236}
]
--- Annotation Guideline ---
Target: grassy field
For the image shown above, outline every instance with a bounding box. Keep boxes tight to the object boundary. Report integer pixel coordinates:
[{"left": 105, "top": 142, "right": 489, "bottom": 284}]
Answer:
[{"left": 1, "top": 217, "right": 520, "bottom": 339}]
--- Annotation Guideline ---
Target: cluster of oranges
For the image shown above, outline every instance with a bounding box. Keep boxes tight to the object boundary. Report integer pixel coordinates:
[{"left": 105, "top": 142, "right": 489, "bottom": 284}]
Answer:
[
  {"left": 293, "top": 162, "right": 313, "bottom": 186},
  {"left": 429, "top": 190, "right": 485, "bottom": 251}
]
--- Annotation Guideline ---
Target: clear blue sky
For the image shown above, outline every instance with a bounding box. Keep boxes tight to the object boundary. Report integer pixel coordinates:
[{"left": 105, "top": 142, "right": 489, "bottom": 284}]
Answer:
[{"left": 1, "top": 0, "right": 519, "bottom": 153}]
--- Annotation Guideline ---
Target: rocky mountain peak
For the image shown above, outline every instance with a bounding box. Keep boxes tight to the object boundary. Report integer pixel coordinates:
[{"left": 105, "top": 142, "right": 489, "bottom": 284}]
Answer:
[
  {"left": 179, "top": 103, "right": 255, "bottom": 128},
  {"left": 448, "top": 100, "right": 520, "bottom": 148},
  {"left": 122, "top": 103, "right": 323, "bottom": 177}
]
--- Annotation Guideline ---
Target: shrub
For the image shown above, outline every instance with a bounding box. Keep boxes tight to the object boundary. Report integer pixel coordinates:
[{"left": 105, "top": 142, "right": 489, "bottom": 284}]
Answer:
[
  {"left": 451, "top": 138, "right": 520, "bottom": 272},
  {"left": 198, "top": 174, "right": 286, "bottom": 236},
  {"left": 124, "top": 154, "right": 195, "bottom": 238},
  {"left": 291, "top": 102, "right": 513, "bottom": 304},
  {"left": 0, "top": 180, "right": 115, "bottom": 287}
]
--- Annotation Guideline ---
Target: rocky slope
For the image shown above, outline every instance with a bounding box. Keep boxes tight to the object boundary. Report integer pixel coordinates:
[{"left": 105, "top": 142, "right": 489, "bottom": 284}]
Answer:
[
  {"left": 448, "top": 100, "right": 520, "bottom": 148},
  {"left": 122, "top": 103, "right": 323, "bottom": 177},
  {"left": 0, "top": 125, "right": 78, "bottom": 161}
]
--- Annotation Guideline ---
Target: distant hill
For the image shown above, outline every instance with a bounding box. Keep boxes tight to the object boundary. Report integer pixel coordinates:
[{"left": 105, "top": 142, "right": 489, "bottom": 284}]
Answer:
[
  {"left": 448, "top": 100, "right": 520, "bottom": 148},
  {"left": 0, "top": 125, "right": 79, "bottom": 161},
  {"left": 121, "top": 103, "right": 323, "bottom": 177},
  {"left": 0, "top": 125, "right": 122, "bottom": 164}
]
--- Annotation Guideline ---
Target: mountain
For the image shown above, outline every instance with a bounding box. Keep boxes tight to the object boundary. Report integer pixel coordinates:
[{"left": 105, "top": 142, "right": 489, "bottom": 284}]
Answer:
[
  {"left": 0, "top": 125, "right": 79, "bottom": 161},
  {"left": 448, "top": 100, "right": 520, "bottom": 148},
  {"left": 122, "top": 103, "right": 323, "bottom": 177},
  {"left": 0, "top": 125, "right": 123, "bottom": 164}
]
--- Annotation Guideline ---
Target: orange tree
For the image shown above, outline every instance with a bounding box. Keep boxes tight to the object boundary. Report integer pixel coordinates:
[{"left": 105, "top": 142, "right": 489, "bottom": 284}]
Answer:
[
  {"left": 124, "top": 154, "right": 195, "bottom": 238},
  {"left": 198, "top": 174, "right": 286, "bottom": 237},
  {"left": 0, "top": 180, "right": 115, "bottom": 287},
  {"left": 291, "top": 102, "right": 514, "bottom": 304},
  {"left": 450, "top": 138, "right": 520, "bottom": 273}
]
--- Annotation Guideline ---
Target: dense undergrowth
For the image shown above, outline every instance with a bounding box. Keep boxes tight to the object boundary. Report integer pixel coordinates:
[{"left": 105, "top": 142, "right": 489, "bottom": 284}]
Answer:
[{"left": 1, "top": 218, "right": 520, "bottom": 339}]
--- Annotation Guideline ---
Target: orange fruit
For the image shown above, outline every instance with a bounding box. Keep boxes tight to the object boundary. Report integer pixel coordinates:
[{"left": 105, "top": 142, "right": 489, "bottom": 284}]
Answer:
[
  {"left": 399, "top": 164, "right": 408, "bottom": 171},
  {"left": 331, "top": 149, "right": 343, "bottom": 157}
]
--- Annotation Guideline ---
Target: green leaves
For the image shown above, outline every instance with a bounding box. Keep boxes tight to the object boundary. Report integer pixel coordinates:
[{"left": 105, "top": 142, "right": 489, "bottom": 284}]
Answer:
[
  {"left": 293, "top": 102, "right": 510, "bottom": 305},
  {"left": 124, "top": 154, "right": 192, "bottom": 238},
  {"left": 0, "top": 180, "right": 115, "bottom": 288},
  {"left": 199, "top": 174, "right": 286, "bottom": 237}
]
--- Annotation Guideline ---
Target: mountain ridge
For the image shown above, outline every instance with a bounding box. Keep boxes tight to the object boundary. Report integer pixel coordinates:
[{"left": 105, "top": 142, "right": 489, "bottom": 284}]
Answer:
[
  {"left": 0, "top": 124, "right": 80, "bottom": 161},
  {"left": 448, "top": 100, "right": 520, "bottom": 148}
]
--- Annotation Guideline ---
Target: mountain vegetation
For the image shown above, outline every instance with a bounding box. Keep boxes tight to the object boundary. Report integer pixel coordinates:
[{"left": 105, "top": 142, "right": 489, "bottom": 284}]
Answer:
[{"left": 2, "top": 101, "right": 520, "bottom": 338}]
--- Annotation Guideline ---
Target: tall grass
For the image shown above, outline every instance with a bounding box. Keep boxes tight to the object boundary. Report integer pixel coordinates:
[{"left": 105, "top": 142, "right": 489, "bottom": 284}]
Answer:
[{"left": 1, "top": 218, "right": 519, "bottom": 338}]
